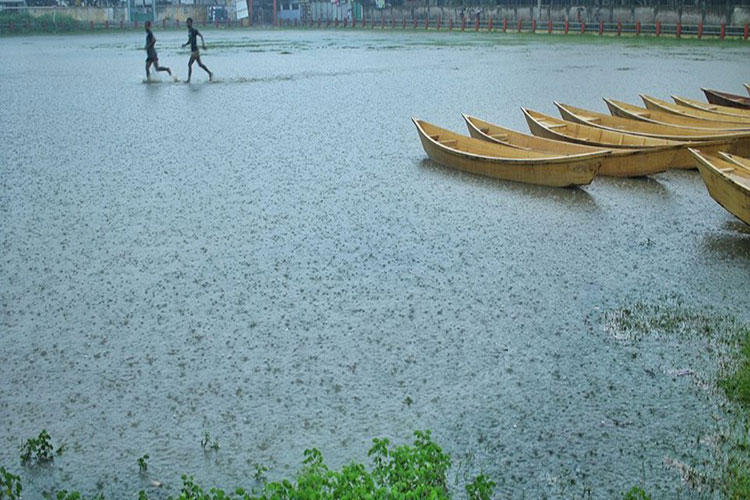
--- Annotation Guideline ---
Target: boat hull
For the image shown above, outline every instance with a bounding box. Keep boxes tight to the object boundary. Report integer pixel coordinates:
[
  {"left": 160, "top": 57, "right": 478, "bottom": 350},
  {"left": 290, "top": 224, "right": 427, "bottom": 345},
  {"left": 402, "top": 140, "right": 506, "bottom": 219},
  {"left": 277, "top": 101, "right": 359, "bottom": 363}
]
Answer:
[
  {"left": 641, "top": 94, "right": 750, "bottom": 125},
  {"left": 556, "top": 102, "right": 750, "bottom": 166},
  {"left": 606, "top": 98, "right": 750, "bottom": 131},
  {"left": 414, "top": 118, "right": 603, "bottom": 187},
  {"left": 467, "top": 113, "right": 672, "bottom": 177},
  {"left": 672, "top": 95, "right": 750, "bottom": 118},
  {"left": 690, "top": 149, "right": 750, "bottom": 225},
  {"left": 522, "top": 109, "right": 676, "bottom": 176},
  {"left": 702, "top": 88, "right": 750, "bottom": 110}
]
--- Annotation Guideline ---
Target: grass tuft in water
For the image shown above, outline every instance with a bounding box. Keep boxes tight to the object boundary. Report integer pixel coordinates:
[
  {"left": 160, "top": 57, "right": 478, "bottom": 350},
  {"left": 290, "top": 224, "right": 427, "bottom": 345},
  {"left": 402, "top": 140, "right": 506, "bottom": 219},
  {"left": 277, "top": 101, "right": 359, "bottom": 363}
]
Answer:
[
  {"left": 622, "top": 485, "right": 651, "bottom": 499},
  {"left": 719, "top": 332, "right": 750, "bottom": 499},
  {"left": 137, "top": 454, "right": 149, "bottom": 474},
  {"left": 604, "top": 295, "right": 740, "bottom": 343},
  {"left": 720, "top": 332, "right": 750, "bottom": 408}
]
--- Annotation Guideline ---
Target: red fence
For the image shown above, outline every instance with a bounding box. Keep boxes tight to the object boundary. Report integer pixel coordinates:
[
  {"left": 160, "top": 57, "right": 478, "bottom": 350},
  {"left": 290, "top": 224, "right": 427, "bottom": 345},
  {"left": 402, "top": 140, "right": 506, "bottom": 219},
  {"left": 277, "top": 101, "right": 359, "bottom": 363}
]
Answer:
[{"left": 274, "top": 17, "right": 748, "bottom": 40}]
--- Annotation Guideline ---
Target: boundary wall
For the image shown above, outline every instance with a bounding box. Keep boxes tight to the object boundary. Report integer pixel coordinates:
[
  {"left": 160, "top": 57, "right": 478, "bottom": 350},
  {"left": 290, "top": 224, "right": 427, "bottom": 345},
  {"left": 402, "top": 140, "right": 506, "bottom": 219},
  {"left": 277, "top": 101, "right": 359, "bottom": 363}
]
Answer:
[
  {"left": 2, "top": 4, "right": 749, "bottom": 26},
  {"left": 1, "top": 4, "right": 749, "bottom": 38},
  {"left": 338, "top": 4, "right": 750, "bottom": 26}
]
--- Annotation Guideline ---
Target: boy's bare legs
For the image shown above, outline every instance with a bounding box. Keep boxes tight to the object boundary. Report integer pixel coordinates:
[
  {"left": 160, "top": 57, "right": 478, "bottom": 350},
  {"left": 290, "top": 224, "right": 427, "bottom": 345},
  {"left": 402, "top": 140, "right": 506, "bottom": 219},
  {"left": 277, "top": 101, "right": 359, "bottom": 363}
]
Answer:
[
  {"left": 196, "top": 55, "right": 213, "bottom": 81},
  {"left": 154, "top": 59, "right": 171, "bottom": 76},
  {"left": 187, "top": 54, "right": 195, "bottom": 83}
]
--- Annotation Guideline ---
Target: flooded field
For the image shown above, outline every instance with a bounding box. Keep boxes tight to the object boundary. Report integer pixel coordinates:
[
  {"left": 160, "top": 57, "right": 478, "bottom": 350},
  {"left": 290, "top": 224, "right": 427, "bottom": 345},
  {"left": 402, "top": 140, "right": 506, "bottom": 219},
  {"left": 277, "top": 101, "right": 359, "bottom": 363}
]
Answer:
[{"left": 1, "top": 29, "right": 749, "bottom": 498}]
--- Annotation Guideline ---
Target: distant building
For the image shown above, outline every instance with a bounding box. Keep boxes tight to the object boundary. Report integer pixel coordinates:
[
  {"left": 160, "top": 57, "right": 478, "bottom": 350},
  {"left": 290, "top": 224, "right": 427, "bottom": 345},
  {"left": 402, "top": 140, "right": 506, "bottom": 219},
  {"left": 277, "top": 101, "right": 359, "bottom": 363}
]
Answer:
[{"left": 0, "top": 0, "right": 28, "bottom": 8}]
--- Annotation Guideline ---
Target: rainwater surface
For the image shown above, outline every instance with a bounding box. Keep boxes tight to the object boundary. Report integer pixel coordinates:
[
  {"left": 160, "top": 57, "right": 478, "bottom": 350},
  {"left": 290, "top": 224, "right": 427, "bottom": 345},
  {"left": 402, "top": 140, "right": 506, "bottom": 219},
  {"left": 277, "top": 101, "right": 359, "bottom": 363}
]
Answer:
[{"left": 1, "top": 29, "right": 749, "bottom": 499}]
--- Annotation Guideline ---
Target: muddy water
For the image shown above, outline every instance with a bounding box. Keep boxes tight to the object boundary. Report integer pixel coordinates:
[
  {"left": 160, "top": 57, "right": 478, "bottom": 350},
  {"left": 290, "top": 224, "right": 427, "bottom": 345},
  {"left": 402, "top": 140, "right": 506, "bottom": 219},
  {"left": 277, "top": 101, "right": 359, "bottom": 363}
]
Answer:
[{"left": 1, "top": 29, "right": 749, "bottom": 498}]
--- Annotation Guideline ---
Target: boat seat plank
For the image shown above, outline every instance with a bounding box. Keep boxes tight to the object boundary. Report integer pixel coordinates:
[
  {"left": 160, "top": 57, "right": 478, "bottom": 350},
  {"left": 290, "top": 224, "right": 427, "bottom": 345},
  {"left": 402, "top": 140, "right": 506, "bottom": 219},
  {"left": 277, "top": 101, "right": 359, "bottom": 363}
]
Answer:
[
  {"left": 541, "top": 122, "right": 567, "bottom": 129},
  {"left": 582, "top": 117, "right": 601, "bottom": 124},
  {"left": 490, "top": 134, "right": 509, "bottom": 140},
  {"left": 719, "top": 167, "right": 735, "bottom": 173},
  {"left": 439, "top": 139, "right": 458, "bottom": 147}
]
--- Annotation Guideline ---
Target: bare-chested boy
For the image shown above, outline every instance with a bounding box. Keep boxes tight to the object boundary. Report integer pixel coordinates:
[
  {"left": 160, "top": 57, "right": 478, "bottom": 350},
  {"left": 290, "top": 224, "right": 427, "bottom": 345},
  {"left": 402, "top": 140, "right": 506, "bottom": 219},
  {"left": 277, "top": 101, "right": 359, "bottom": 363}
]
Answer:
[{"left": 182, "top": 18, "right": 213, "bottom": 83}]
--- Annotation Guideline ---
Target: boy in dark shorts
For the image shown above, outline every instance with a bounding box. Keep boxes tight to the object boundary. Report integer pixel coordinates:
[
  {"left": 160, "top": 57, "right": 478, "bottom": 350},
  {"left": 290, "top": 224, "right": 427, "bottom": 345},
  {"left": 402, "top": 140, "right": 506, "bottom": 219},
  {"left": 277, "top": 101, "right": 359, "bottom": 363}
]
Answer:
[
  {"left": 144, "top": 21, "right": 171, "bottom": 80},
  {"left": 182, "top": 18, "right": 213, "bottom": 83}
]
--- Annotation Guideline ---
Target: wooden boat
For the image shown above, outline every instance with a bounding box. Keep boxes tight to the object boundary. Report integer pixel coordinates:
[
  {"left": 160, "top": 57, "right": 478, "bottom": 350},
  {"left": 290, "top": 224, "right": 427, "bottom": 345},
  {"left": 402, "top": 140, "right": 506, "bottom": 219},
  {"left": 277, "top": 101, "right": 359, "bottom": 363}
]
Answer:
[
  {"left": 702, "top": 88, "right": 750, "bottom": 110},
  {"left": 464, "top": 113, "right": 671, "bottom": 177},
  {"left": 559, "top": 102, "right": 750, "bottom": 142},
  {"left": 522, "top": 108, "right": 678, "bottom": 176},
  {"left": 721, "top": 152, "right": 750, "bottom": 170},
  {"left": 554, "top": 102, "right": 745, "bottom": 167},
  {"left": 640, "top": 95, "right": 750, "bottom": 126},
  {"left": 412, "top": 118, "right": 606, "bottom": 187},
  {"left": 672, "top": 95, "right": 750, "bottom": 119},
  {"left": 605, "top": 98, "right": 750, "bottom": 132},
  {"left": 689, "top": 148, "right": 750, "bottom": 225}
]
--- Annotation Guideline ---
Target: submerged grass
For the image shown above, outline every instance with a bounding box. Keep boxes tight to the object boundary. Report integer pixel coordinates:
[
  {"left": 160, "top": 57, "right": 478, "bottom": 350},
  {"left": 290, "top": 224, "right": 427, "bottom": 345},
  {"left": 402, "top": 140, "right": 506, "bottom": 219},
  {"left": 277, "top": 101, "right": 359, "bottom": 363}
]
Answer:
[
  {"left": 720, "top": 333, "right": 750, "bottom": 499},
  {"left": 720, "top": 333, "right": 750, "bottom": 408},
  {"left": 606, "top": 296, "right": 750, "bottom": 499}
]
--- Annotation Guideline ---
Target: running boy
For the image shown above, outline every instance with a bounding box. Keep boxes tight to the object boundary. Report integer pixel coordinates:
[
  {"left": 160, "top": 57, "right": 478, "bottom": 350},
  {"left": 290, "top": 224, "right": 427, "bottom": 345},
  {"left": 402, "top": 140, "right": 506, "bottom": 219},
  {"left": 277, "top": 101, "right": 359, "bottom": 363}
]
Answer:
[
  {"left": 182, "top": 18, "right": 213, "bottom": 83},
  {"left": 144, "top": 21, "right": 171, "bottom": 80}
]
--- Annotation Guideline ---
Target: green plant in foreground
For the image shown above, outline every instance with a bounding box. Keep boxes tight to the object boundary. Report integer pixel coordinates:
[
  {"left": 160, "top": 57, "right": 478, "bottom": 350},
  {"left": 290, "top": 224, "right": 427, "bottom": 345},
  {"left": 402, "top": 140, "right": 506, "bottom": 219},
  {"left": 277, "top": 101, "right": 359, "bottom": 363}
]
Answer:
[
  {"left": 20, "top": 429, "right": 55, "bottom": 466},
  {"left": 0, "top": 466, "right": 22, "bottom": 500},
  {"left": 164, "top": 430, "right": 492, "bottom": 500},
  {"left": 138, "top": 454, "right": 150, "bottom": 474},
  {"left": 465, "top": 473, "right": 495, "bottom": 500},
  {"left": 44, "top": 490, "right": 106, "bottom": 500},
  {"left": 252, "top": 463, "right": 268, "bottom": 484},
  {"left": 623, "top": 485, "right": 651, "bottom": 500}
]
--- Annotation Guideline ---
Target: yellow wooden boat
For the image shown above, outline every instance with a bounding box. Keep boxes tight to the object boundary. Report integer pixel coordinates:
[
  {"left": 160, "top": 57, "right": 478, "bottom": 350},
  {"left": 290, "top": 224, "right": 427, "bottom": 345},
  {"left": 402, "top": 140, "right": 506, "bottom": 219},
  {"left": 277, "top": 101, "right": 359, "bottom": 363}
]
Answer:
[
  {"left": 464, "top": 113, "right": 671, "bottom": 177},
  {"left": 640, "top": 95, "right": 750, "bottom": 126},
  {"left": 720, "top": 151, "right": 750, "bottom": 170},
  {"left": 552, "top": 103, "right": 743, "bottom": 168},
  {"left": 412, "top": 118, "right": 606, "bottom": 187},
  {"left": 671, "top": 95, "right": 750, "bottom": 118},
  {"left": 605, "top": 98, "right": 750, "bottom": 132},
  {"left": 521, "top": 109, "right": 679, "bottom": 176},
  {"left": 558, "top": 102, "right": 750, "bottom": 143},
  {"left": 689, "top": 148, "right": 750, "bottom": 225}
]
